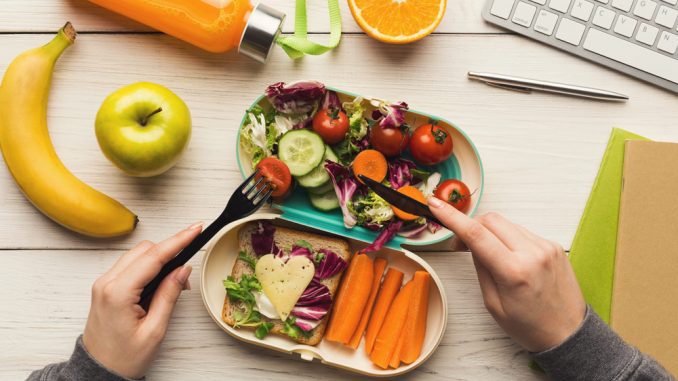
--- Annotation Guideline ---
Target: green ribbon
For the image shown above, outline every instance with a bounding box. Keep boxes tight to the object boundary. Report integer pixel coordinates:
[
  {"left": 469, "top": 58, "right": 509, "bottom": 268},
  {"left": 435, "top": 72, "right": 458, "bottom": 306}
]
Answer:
[{"left": 276, "top": 0, "right": 342, "bottom": 59}]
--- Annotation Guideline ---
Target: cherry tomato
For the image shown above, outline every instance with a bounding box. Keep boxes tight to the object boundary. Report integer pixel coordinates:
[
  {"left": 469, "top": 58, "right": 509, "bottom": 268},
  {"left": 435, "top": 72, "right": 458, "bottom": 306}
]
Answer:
[
  {"left": 255, "top": 157, "right": 292, "bottom": 198},
  {"left": 369, "top": 124, "right": 410, "bottom": 157},
  {"left": 409, "top": 123, "right": 453, "bottom": 165},
  {"left": 434, "top": 179, "right": 472, "bottom": 213},
  {"left": 312, "top": 108, "right": 349, "bottom": 145}
]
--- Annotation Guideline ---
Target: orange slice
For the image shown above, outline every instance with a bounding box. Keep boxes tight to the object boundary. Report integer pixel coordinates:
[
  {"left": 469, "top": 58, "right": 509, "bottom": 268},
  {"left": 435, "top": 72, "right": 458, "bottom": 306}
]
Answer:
[{"left": 348, "top": 0, "right": 447, "bottom": 44}]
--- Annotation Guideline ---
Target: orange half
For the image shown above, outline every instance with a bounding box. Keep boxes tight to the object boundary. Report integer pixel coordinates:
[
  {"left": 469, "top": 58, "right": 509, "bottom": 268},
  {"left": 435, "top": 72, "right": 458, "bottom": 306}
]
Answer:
[{"left": 348, "top": 0, "right": 447, "bottom": 44}]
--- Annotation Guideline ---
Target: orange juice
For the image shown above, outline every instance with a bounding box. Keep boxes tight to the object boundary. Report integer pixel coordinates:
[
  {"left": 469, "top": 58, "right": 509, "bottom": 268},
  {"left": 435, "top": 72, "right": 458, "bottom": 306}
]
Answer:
[{"left": 88, "top": 0, "right": 255, "bottom": 53}]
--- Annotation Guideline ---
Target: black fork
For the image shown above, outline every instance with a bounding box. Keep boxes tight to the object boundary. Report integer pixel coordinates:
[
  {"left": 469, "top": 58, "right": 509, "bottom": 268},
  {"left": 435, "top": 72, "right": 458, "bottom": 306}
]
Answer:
[{"left": 139, "top": 170, "right": 272, "bottom": 311}]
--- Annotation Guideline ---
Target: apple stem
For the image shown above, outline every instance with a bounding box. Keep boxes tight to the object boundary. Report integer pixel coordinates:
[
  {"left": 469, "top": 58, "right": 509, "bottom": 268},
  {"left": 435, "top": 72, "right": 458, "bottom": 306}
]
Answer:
[{"left": 140, "top": 107, "right": 163, "bottom": 126}]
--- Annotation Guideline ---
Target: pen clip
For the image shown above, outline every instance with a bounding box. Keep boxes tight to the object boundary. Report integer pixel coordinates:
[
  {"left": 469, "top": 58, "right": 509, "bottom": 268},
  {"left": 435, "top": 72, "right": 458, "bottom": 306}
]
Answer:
[{"left": 485, "top": 81, "right": 532, "bottom": 94}]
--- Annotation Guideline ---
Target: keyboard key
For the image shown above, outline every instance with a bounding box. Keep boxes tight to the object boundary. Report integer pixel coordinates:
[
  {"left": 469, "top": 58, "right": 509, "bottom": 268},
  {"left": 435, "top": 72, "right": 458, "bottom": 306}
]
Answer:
[
  {"left": 491, "top": 0, "right": 516, "bottom": 19},
  {"left": 612, "top": 0, "right": 634, "bottom": 12},
  {"left": 571, "top": 0, "right": 595, "bottom": 20},
  {"left": 584, "top": 28, "right": 678, "bottom": 84},
  {"left": 655, "top": 6, "right": 678, "bottom": 28},
  {"left": 636, "top": 23, "right": 659, "bottom": 44},
  {"left": 658, "top": 31, "right": 678, "bottom": 53},
  {"left": 550, "top": 0, "right": 572, "bottom": 12},
  {"left": 614, "top": 14, "right": 638, "bottom": 37},
  {"left": 535, "top": 9, "right": 560, "bottom": 34},
  {"left": 593, "top": 6, "right": 617, "bottom": 28},
  {"left": 513, "top": 1, "right": 538, "bottom": 26},
  {"left": 531, "top": 0, "right": 548, "bottom": 4},
  {"left": 633, "top": 0, "right": 658, "bottom": 20},
  {"left": 661, "top": 0, "right": 677, "bottom": 5},
  {"left": 556, "top": 18, "right": 586, "bottom": 44}
]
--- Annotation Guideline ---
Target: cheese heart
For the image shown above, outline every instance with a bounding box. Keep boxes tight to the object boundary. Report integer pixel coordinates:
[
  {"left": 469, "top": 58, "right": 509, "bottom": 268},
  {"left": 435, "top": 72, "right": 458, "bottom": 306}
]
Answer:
[{"left": 255, "top": 254, "right": 315, "bottom": 321}]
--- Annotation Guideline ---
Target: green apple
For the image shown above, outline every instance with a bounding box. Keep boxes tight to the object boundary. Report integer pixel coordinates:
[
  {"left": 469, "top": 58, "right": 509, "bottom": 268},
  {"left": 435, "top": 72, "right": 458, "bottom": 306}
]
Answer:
[{"left": 95, "top": 82, "right": 191, "bottom": 177}]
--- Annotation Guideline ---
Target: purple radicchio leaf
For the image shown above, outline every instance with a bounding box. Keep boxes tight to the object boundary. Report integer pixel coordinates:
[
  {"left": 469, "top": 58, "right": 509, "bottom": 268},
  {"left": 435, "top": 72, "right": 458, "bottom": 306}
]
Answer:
[
  {"left": 265, "top": 81, "right": 326, "bottom": 115},
  {"left": 293, "top": 316, "right": 322, "bottom": 331},
  {"left": 427, "top": 219, "right": 443, "bottom": 234},
  {"left": 325, "top": 161, "right": 361, "bottom": 228},
  {"left": 291, "top": 280, "right": 332, "bottom": 326},
  {"left": 321, "top": 90, "right": 342, "bottom": 111},
  {"left": 362, "top": 220, "right": 404, "bottom": 253},
  {"left": 315, "top": 249, "right": 348, "bottom": 280},
  {"left": 378, "top": 101, "right": 408, "bottom": 129},
  {"left": 397, "top": 221, "right": 428, "bottom": 238},
  {"left": 251, "top": 221, "right": 283, "bottom": 256},
  {"left": 388, "top": 158, "right": 416, "bottom": 190},
  {"left": 289, "top": 245, "right": 312, "bottom": 258},
  {"left": 295, "top": 280, "right": 332, "bottom": 308}
]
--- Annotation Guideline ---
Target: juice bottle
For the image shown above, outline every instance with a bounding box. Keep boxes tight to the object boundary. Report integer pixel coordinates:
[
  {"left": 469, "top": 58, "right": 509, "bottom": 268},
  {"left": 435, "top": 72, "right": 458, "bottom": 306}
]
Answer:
[{"left": 87, "top": 0, "right": 286, "bottom": 62}]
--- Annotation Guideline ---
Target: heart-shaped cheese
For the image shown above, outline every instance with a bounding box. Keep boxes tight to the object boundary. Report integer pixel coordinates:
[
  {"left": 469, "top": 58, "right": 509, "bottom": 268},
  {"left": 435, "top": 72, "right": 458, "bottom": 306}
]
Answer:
[{"left": 255, "top": 254, "right": 315, "bottom": 321}]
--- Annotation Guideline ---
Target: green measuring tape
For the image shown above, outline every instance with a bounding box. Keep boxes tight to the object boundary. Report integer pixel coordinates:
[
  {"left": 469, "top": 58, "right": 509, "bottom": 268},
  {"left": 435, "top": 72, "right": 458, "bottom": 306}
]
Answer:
[{"left": 276, "top": 0, "right": 342, "bottom": 59}]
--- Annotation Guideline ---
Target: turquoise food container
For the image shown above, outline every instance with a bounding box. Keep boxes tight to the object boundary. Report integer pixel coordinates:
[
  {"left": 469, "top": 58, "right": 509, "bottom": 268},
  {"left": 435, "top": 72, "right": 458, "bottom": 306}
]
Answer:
[{"left": 236, "top": 85, "right": 484, "bottom": 250}]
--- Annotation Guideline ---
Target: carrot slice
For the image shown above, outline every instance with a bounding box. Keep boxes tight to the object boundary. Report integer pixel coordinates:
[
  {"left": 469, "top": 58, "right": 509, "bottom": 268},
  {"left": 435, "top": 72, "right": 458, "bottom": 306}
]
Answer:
[
  {"left": 400, "top": 271, "right": 432, "bottom": 364},
  {"left": 348, "top": 257, "right": 388, "bottom": 349},
  {"left": 392, "top": 186, "right": 427, "bottom": 221},
  {"left": 325, "top": 253, "right": 374, "bottom": 344},
  {"left": 389, "top": 330, "right": 405, "bottom": 368},
  {"left": 369, "top": 281, "right": 414, "bottom": 369},
  {"left": 353, "top": 149, "right": 387, "bottom": 184},
  {"left": 364, "top": 268, "right": 404, "bottom": 354}
]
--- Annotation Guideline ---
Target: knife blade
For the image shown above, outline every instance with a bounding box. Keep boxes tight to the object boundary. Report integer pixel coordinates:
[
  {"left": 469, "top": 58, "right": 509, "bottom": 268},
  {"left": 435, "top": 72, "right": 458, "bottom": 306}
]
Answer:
[{"left": 358, "top": 175, "right": 444, "bottom": 227}]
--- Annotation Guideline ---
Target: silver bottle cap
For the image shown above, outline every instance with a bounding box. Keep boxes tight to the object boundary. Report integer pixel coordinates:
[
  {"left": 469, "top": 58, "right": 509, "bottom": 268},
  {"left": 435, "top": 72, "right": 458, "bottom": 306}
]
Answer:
[{"left": 239, "top": 3, "right": 285, "bottom": 63}]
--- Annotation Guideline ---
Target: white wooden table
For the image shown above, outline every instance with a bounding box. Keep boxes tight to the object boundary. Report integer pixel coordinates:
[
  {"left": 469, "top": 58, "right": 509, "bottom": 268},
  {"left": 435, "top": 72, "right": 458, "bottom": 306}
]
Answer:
[{"left": 1, "top": 1, "right": 677, "bottom": 380}]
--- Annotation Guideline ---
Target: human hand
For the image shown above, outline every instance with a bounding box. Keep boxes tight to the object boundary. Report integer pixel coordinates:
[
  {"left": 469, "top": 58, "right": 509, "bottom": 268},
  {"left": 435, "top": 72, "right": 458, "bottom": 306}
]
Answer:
[
  {"left": 427, "top": 197, "right": 585, "bottom": 352},
  {"left": 82, "top": 222, "right": 203, "bottom": 379}
]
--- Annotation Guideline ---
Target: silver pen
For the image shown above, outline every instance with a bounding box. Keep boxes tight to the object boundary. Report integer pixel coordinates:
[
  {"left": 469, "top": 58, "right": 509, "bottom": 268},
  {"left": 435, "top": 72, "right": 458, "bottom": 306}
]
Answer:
[{"left": 468, "top": 71, "right": 629, "bottom": 102}]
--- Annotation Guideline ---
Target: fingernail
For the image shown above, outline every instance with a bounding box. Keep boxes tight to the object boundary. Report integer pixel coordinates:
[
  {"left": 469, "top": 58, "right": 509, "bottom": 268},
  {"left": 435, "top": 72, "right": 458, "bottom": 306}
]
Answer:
[
  {"left": 176, "top": 265, "right": 192, "bottom": 285},
  {"left": 427, "top": 196, "right": 444, "bottom": 208},
  {"left": 186, "top": 221, "right": 204, "bottom": 231}
]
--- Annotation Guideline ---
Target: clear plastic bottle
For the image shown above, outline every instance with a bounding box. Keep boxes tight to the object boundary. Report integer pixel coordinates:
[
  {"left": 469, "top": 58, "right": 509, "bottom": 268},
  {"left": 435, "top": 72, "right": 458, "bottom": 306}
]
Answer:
[{"left": 87, "top": 0, "right": 285, "bottom": 62}]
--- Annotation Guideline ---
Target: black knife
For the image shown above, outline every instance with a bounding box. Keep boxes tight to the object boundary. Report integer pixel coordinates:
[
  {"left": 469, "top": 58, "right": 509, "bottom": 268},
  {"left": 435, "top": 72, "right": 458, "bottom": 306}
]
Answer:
[{"left": 358, "top": 175, "right": 444, "bottom": 227}]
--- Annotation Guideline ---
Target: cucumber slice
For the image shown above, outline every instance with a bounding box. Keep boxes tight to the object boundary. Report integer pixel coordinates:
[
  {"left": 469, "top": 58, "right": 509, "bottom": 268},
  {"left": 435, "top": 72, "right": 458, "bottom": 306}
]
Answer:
[
  {"left": 278, "top": 130, "right": 325, "bottom": 176},
  {"left": 297, "top": 146, "right": 339, "bottom": 188},
  {"left": 307, "top": 181, "right": 334, "bottom": 195},
  {"left": 309, "top": 190, "right": 340, "bottom": 211}
]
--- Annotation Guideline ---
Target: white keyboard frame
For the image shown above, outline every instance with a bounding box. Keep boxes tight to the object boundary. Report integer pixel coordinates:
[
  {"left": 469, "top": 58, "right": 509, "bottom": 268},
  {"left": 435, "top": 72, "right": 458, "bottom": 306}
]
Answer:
[{"left": 482, "top": 0, "right": 678, "bottom": 94}]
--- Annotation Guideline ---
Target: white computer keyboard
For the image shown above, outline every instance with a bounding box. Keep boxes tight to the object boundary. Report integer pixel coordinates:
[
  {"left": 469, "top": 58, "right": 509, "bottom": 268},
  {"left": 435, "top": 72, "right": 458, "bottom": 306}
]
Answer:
[{"left": 482, "top": 0, "right": 678, "bottom": 93}]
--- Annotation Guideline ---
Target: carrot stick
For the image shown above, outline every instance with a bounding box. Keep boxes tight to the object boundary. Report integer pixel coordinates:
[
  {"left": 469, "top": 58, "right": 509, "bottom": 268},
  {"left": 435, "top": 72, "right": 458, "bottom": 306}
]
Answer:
[
  {"left": 348, "top": 257, "right": 388, "bottom": 349},
  {"left": 392, "top": 186, "right": 427, "bottom": 221},
  {"left": 364, "top": 268, "right": 404, "bottom": 354},
  {"left": 369, "top": 281, "right": 414, "bottom": 369},
  {"left": 400, "top": 271, "right": 432, "bottom": 364},
  {"left": 389, "top": 330, "right": 405, "bottom": 368},
  {"left": 352, "top": 149, "right": 387, "bottom": 184},
  {"left": 325, "top": 253, "right": 374, "bottom": 344}
]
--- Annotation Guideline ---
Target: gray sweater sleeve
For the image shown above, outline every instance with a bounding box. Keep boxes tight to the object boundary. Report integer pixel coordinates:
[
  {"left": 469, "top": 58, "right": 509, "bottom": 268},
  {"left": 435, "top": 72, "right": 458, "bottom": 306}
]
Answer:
[
  {"left": 532, "top": 306, "right": 675, "bottom": 381},
  {"left": 26, "top": 335, "right": 142, "bottom": 381}
]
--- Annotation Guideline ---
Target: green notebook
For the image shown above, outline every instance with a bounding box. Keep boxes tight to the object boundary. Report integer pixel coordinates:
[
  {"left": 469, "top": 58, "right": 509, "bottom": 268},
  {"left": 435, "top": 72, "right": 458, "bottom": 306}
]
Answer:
[{"left": 569, "top": 128, "right": 648, "bottom": 324}]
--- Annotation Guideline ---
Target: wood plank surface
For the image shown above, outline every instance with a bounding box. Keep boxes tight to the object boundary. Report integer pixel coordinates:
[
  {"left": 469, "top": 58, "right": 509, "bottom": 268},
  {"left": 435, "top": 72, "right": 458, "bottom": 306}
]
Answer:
[
  {"left": 0, "top": 249, "right": 547, "bottom": 381},
  {"left": 0, "top": 0, "right": 500, "bottom": 34},
  {"left": 1, "top": 33, "right": 677, "bottom": 250},
  {"left": 2, "top": 1, "right": 678, "bottom": 380}
]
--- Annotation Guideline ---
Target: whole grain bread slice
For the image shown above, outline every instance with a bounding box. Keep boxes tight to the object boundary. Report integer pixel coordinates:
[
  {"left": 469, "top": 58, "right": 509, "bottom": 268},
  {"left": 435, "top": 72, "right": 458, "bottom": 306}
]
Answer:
[{"left": 222, "top": 222, "right": 351, "bottom": 345}]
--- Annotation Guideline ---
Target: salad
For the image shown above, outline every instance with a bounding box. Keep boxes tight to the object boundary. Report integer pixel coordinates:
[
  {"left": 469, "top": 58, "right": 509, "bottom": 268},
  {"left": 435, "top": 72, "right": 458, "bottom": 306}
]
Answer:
[{"left": 240, "top": 81, "right": 473, "bottom": 251}]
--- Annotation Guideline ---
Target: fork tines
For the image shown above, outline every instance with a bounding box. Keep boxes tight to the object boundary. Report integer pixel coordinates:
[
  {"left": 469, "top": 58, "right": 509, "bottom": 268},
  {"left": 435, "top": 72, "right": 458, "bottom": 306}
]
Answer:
[{"left": 241, "top": 169, "right": 273, "bottom": 205}]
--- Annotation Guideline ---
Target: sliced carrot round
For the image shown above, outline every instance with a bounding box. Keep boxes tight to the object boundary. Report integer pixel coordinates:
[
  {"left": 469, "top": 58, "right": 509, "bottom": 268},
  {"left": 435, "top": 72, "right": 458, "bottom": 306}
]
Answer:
[
  {"left": 353, "top": 149, "right": 387, "bottom": 185},
  {"left": 392, "top": 185, "right": 427, "bottom": 221}
]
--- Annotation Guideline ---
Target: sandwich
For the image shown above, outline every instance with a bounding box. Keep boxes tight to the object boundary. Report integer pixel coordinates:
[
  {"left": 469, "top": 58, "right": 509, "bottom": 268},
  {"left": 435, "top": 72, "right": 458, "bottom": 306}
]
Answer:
[{"left": 222, "top": 221, "right": 352, "bottom": 345}]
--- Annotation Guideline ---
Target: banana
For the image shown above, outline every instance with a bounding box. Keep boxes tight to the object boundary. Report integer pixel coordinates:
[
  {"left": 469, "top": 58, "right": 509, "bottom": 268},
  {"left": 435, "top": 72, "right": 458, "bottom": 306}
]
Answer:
[{"left": 0, "top": 22, "right": 137, "bottom": 237}]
